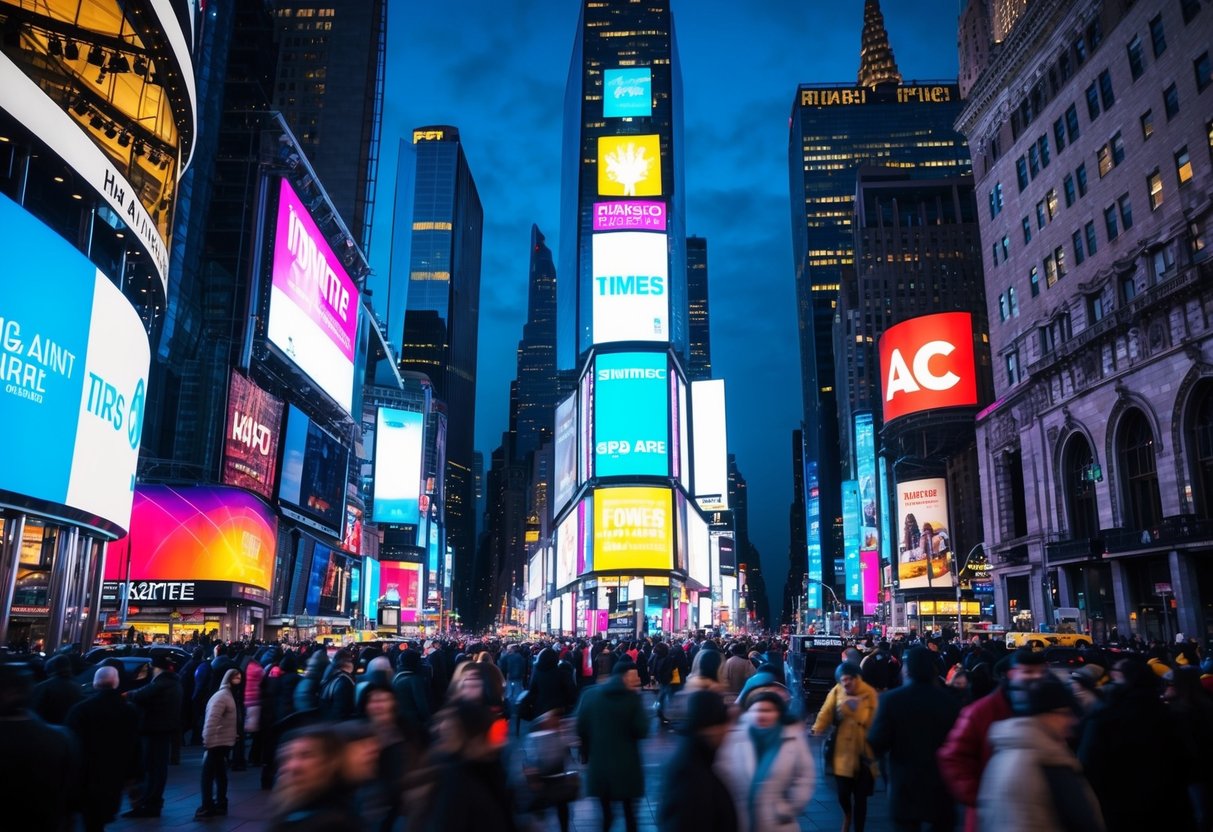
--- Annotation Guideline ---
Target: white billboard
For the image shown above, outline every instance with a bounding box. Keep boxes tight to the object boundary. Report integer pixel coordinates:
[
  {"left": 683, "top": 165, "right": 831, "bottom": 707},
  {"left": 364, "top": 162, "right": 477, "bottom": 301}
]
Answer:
[
  {"left": 556, "top": 510, "right": 579, "bottom": 589},
  {"left": 687, "top": 506, "right": 711, "bottom": 589},
  {"left": 691, "top": 379, "right": 729, "bottom": 511},
  {"left": 896, "top": 477, "right": 954, "bottom": 590},
  {"left": 372, "top": 408, "right": 424, "bottom": 525},
  {"left": 591, "top": 232, "right": 668, "bottom": 344},
  {"left": 553, "top": 393, "right": 577, "bottom": 511},
  {"left": 527, "top": 550, "right": 545, "bottom": 601}
]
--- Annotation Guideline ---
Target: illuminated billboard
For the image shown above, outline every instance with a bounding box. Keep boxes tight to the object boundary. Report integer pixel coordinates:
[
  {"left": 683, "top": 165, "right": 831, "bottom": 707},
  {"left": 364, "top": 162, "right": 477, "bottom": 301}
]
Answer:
[
  {"left": 843, "top": 480, "right": 861, "bottom": 602},
  {"left": 379, "top": 560, "right": 422, "bottom": 622},
  {"left": 267, "top": 179, "right": 359, "bottom": 413},
  {"left": 896, "top": 477, "right": 954, "bottom": 589},
  {"left": 593, "top": 487, "right": 673, "bottom": 572},
  {"left": 677, "top": 375, "right": 690, "bottom": 491},
  {"left": 527, "top": 551, "right": 544, "bottom": 601},
  {"left": 805, "top": 460, "right": 822, "bottom": 610},
  {"left": 279, "top": 405, "right": 349, "bottom": 536},
  {"left": 556, "top": 508, "right": 579, "bottom": 589},
  {"left": 579, "top": 370, "right": 594, "bottom": 481},
  {"left": 0, "top": 193, "right": 149, "bottom": 536},
  {"left": 879, "top": 312, "right": 978, "bottom": 423},
  {"left": 372, "top": 407, "right": 424, "bottom": 525},
  {"left": 603, "top": 67, "right": 652, "bottom": 117},
  {"left": 363, "top": 558, "right": 380, "bottom": 622},
  {"left": 861, "top": 550, "right": 880, "bottom": 616},
  {"left": 222, "top": 372, "right": 284, "bottom": 500},
  {"left": 305, "top": 544, "right": 353, "bottom": 617},
  {"left": 854, "top": 412, "right": 879, "bottom": 556},
  {"left": 593, "top": 200, "right": 667, "bottom": 232},
  {"left": 343, "top": 505, "right": 363, "bottom": 555},
  {"left": 687, "top": 506, "right": 710, "bottom": 589},
  {"left": 597, "top": 134, "right": 661, "bottom": 196},
  {"left": 691, "top": 379, "right": 729, "bottom": 510},
  {"left": 105, "top": 485, "right": 276, "bottom": 592},
  {"left": 594, "top": 352, "right": 669, "bottom": 477},
  {"left": 591, "top": 232, "right": 668, "bottom": 344},
  {"left": 554, "top": 393, "right": 577, "bottom": 511}
]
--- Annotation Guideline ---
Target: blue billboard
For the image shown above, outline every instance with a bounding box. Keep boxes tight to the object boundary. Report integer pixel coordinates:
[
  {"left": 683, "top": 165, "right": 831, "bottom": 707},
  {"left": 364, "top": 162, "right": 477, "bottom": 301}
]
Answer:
[
  {"left": 843, "top": 480, "right": 862, "bottom": 602},
  {"left": 373, "top": 407, "right": 424, "bottom": 525},
  {"left": 855, "top": 412, "right": 880, "bottom": 557},
  {"left": 363, "top": 558, "right": 380, "bottom": 622},
  {"left": 603, "top": 67, "right": 652, "bottom": 117},
  {"left": 805, "top": 460, "right": 822, "bottom": 611},
  {"left": 594, "top": 351, "right": 669, "bottom": 477}
]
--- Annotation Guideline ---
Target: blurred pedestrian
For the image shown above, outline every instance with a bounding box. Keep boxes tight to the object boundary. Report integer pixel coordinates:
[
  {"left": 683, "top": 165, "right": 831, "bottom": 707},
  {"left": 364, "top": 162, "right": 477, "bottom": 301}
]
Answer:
[
  {"left": 718, "top": 690, "right": 813, "bottom": 832},
  {"left": 124, "top": 654, "right": 182, "bottom": 818},
  {"left": 392, "top": 648, "right": 432, "bottom": 746},
  {"left": 812, "top": 661, "right": 878, "bottom": 832},
  {"left": 416, "top": 700, "right": 518, "bottom": 832},
  {"left": 269, "top": 725, "right": 359, "bottom": 832},
  {"left": 658, "top": 689, "right": 738, "bottom": 832},
  {"left": 30, "top": 653, "right": 82, "bottom": 725},
  {"left": 66, "top": 667, "right": 140, "bottom": 831},
  {"left": 0, "top": 663, "right": 78, "bottom": 832},
  {"left": 576, "top": 660, "right": 649, "bottom": 832},
  {"left": 520, "top": 709, "right": 579, "bottom": 832},
  {"left": 196, "top": 667, "right": 242, "bottom": 819}
]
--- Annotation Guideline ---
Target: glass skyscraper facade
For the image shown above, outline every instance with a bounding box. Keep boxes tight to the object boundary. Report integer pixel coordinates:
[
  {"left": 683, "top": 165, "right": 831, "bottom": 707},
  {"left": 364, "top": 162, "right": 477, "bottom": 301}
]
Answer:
[{"left": 687, "top": 235, "right": 712, "bottom": 381}]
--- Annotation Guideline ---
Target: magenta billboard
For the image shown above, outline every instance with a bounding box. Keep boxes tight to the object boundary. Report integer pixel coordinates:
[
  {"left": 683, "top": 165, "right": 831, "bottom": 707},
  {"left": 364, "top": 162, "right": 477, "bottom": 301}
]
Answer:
[
  {"left": 592, "top": 200, "right": 667, "bottom": 232},
  {"left": 861, "top": 550, "right": 880, "bottom": 616},
  {"left": 266, "top": 179, "right": 359, "bottom": 414}
]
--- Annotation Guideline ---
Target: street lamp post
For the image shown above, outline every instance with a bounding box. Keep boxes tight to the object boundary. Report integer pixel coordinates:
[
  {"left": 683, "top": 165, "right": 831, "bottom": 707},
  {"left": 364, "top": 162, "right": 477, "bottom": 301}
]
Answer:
[{"left": 954, "top": 543, "right": 986, "bottom": 639}]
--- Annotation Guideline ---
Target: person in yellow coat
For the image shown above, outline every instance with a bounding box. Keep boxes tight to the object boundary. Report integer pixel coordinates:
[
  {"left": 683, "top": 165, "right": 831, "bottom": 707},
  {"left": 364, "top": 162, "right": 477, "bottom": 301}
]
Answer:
[{"left": 812, "top": 661, "right": 879, "bottom": 832}]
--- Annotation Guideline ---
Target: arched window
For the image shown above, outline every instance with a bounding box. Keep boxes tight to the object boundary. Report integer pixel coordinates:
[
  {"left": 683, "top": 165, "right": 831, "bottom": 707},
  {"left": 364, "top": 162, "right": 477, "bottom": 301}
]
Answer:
[
  {"left": 1118, "top": 409, "right": 1163, "bottom": 530},
  {"left": 1063, "top": 434, "right": 1099, "bottom": 538},
  {"left": 1188, "top": 383, "right": 1213, "bottom": 519}
]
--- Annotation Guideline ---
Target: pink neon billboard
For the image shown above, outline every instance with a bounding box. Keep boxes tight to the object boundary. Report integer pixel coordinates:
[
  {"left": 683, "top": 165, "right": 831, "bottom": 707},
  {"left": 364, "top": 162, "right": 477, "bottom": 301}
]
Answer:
[
  {"left": 266, "top": 179, "right": 359, "bottom": 413},
  {"left": 592, "top": 200, "right": 667, "bottom": 231},
  {"left": 861, "top": 550, "right": 880, "bottom": 616}
]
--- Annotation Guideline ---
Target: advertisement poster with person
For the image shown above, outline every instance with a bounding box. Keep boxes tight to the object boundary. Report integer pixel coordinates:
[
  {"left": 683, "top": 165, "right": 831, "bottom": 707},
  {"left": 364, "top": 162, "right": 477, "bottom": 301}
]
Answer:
[{"left": 896, "top": 477, "right": 954, "bottom": 589}]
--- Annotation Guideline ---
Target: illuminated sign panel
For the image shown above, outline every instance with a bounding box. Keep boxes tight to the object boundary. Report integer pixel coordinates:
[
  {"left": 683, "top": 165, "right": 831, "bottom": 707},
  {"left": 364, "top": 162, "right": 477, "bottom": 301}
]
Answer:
[
  {"left": 879, "top": 312, "right": 978, "bottom": 422},
  {"left": 594, "top": 352, "right": 669, "bottom": 477},
  {"left": 603, "top": 68, "right": 652, "bottom": 117},
  {"left": 222, "top": 372, "right": 284, "bottom": 500},
  {"left": 843, "top": 480, "right": 861, "bottom": 601},
  {"left": 805, "top": 461, "right": 822, "bottom": 610},
  {"left": 379, "top": 560, "right": 422, "bottom": 622},
  {"left": 593, "top": 487, "right": 673, "bottom": 572},
  {"left": 896, "top": 477, "right": 954, "bottom": 589},
  {"left": 861, "top": 550, "right": 880, "bottom": 616},
  {"left": 799, "top": 84, "right": 955, "bottom": 107},
  {"left": 373, "top": 407, "right": 424, "bottom": 525},
  {"left": 279, "top": 406, "right": 348, "bottom": 536},
  {"left": 592, "top": 200, "right": 667, "bottom": 232},
  {"left": 687, "top": 507, "right": 710, "bottom": 589},
  {"left": 855, "top": 412, "right": 879, "bottom": 556},
  {"left": 579, "top": 370, "right": 594, "bottom": 481},
  {"left": 691, "top": 379, "right": 728, "bottom": 511},
  {"left": 553, "top": 393, "right": 577, "bottom": 511},
  {"left": 591, "top": 231, "right": 668, "bottom": 344},
  {"left": 556, "top": 509, "right": 579, "bottom": 589},
  {"left": 597, "top": 135, "right": 662, "bottom": 197}
]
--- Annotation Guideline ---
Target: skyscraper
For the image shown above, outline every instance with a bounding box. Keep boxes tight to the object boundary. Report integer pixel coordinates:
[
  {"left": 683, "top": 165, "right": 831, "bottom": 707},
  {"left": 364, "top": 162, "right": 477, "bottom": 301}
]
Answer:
[
  {"left": 687, "top": 235, "right": 712, "bottom": 381},
  {"left": 513, "top": 225, "right": 559, "bottom": 460},
  {"left": 395, "top": 127, "right": 484, "bottom": 622},
  {"left": 272, "top": 0, "right": 387, "bottom": 252},
  {"left": 788, "top": 1, "right": 971, "bottom": 613}
]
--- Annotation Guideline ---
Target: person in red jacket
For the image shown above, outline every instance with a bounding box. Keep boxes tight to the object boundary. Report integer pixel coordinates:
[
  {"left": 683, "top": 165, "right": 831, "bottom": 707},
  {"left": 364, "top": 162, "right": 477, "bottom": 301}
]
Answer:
[{"left": 936, "top": 648, "right": 1049, "bottom": 832}]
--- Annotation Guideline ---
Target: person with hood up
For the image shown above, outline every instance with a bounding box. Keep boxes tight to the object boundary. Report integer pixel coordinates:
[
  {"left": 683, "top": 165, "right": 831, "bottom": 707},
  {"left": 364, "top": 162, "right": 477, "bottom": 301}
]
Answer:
[
  {"left": 576, "top": 660, "right": 650, "bottom": 832},
  {"left": 812, "top": 661, "right": 879, "bottom": 832},
  {"left": 723, "top": 643, "right": 756, "bottom": 700},
  {"left": 196, "top": 667, "right": 243, "bottom": 819},
  {"left": 319, "top": 650, "right": 357, "bottom": 721},
  {"left": 124, "top": 654, "right": 182, "bottom": 818},
  {"left": 658, "top": 689, "right": 738, "bottom": 832},
  {"left": 294, "top": 649, "right": 329, "bottom": 714},
  {"left": 30, "top": 653, "right": 82, "bottom": 725},
  {"left": 665, "top": 648, "right": 727, "bottom": 728},
  {"left": 66, "top": 666, "right": 140, "bottom": 832},
  {"left": 190, "top": 648, "right": 213, "bottom": 745},
  {"left": 716, "top": 690, "right": 813, "bottom": 832},
  {"left": 241, "top": 652, "right": 265, "bottom": 765},
  {"left": 978, "top": 675, "right": 1104, "bottom": 832},
  {"left": 525, "top": 647, "right": 578, "bottom": 721},
  {"left": 393, "top": 648, "right": 432, "bottom": 745}
]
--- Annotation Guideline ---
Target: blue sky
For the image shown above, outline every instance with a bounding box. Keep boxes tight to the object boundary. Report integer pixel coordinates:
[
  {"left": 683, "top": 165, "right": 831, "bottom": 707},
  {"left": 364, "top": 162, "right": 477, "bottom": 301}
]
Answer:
[{"left": 369, "top": 0, "right": 962, "bottom": 620}]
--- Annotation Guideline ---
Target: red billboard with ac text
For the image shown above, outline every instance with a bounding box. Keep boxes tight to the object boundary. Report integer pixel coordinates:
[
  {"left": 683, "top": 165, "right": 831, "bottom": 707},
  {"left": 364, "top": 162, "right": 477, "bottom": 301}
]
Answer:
[
  {"left": 879, "top": 312, "right": 978, "bottom": 422},
  {"left": 221, "top": 372, "right": 284, "bottom": 500}
]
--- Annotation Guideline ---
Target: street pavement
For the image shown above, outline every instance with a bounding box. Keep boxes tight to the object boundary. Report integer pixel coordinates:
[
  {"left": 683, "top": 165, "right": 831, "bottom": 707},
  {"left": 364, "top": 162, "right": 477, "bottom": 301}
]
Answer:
[{"left": 103, "top": 693, "right": 894, "bottom": 831}]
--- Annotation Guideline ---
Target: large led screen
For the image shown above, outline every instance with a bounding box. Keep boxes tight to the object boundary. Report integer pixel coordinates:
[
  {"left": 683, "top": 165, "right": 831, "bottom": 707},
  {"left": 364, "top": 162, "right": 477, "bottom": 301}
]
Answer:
[
  {"left": 597, "top": 134, "right": 661, "bottom": 196},
  {"left": 603, "top": 68, "right": 652, "bottom": 117},
  {"left": 677, "top": 375, "right": 690, "bottom": 491},
  {"left": 896, "top": 477, "right": 954, "bottom": 589},
  {"left": 691, "top": 379, "right": 729, "bottom": 511},
  {"left": 304, "top": 544, "right": 353, "bottom": 617},
  {"left": 267, "top": 179, "right": 359, "bottom": 413},
  {"left": 593, "top": 200, "right": 666, "bottom": 232},
  {"left": 843, "top": 480, "right": 862, "bottom": 602},
  {"left": 854, "top": 412, "right": 880, "bottom": 557},
  {"left": 687, "top": 506, "right": 710, "bottom": 589},
  {"left": 805, "top": 460, "right": 822, "bottom": 610},
  {"left": 594, "top": 352, "right": 669, "bottom": 477},
  {"left": 379, "top": 560, "right": 422, "bottom": 621},
  {"left": 591, "top": 232, "right": 668, "bottom": 344},
  {"left": 104, "top": 485, "right": 276, "bottom": 591},
  {"left": 527, "top": 551, "right": 544, "bottom": 601},
  {"left": 579, "top": 370, "right": 594, "bottom": 481},
  {"left": 861, "top": 550, "right": 880, "bottom": 616},
  {"left": 372, "top": 407, "right": 424, "bottom": 525},
  {"left": 556, "top": 509, "right": 579, "bottom": 589},
  {"left": 280, "top": 405, "right": 349, "bottom": 536},
  {"left": 593, "top": 487, "right": 673, "bottom": 572},
  {"left": 879, "top": 312, "right": 978, "bottom": 423},
  {"left": 363, "top": 558, "right": 380, "bottom": 622},
  {"left": 221, "top": 372, "right": 284, "bottom": 500},
  {"left": 0, "top": 193, "right": 150, "bottom": 536},
  {"left": 553, "top": 393, "right": 577, "bottom": 511}
]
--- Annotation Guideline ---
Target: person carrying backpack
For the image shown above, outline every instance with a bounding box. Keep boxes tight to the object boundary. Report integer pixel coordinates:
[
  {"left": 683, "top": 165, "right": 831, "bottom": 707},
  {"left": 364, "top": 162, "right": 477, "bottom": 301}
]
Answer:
[{"left": 320, "top": 650, "right": 357, "bottom": 721}]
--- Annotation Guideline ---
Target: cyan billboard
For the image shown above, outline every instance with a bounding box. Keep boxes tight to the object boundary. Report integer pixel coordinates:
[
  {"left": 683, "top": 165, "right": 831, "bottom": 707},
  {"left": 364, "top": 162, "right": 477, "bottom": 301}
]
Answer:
[
  {"left": 603, "top": 67, "right": 652, "bottom": 117},
  {"left": 594, "top": 351, "right": 669, "bottom": 477}
]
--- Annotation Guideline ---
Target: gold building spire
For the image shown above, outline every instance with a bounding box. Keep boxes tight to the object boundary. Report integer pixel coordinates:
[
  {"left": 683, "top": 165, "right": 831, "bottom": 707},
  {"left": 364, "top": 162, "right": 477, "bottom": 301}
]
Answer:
[{"left": 857, "top": 0, "right": 903, "bottom": 88}]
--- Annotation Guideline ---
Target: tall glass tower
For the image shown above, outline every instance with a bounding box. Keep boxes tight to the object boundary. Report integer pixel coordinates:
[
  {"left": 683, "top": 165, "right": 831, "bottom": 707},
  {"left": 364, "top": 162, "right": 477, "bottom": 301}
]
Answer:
[{"left": 513, "top": 225, "right": 559, "bottom": 461}]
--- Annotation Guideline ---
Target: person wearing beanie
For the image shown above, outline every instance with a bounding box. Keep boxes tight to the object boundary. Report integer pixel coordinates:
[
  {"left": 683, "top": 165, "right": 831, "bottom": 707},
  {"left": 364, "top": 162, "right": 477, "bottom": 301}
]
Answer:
[
  {"left": 724, "top": 642, "right": 757, "bottom": 700},
  {"left": 717, "top": 690, "right": 814, "bottom": 832},
  {"left": 657, "top": 689, "right": 738, "bottom": 832},
  {"left": 867, "top": 647, "right": 960, "bottom": 832},
  {"left": 978, "top": 676, "right": 1104, "bottom": 831},
  {"left": 937, "top": 646, "right": 1049, "bottom": 832},
  {"left": 811, "top": 661, "right": 878, "bottom": 832},
  {"left": 576, "top": 659, "right": 649, "bottom": 831}
]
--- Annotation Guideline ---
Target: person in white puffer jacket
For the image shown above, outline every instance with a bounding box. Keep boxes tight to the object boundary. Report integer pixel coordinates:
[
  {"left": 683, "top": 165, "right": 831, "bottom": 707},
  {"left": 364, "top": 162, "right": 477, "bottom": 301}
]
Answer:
[{"left": 196, "top": 667, "right": 242, "bottom": 819}]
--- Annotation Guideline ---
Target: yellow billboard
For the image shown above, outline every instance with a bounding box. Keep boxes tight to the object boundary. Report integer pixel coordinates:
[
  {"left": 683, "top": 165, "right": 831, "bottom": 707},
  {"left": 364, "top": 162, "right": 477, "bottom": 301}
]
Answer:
[
  {"left": 598, "top": 135, "right": 662, "bottom": 197},
  {"left": 593, "top": 486, "right": 673, "bottom": 571}
]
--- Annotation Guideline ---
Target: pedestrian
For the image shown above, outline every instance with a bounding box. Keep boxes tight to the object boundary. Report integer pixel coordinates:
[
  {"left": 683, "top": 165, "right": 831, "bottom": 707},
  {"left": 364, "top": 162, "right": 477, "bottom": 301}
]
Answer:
[
  {"left": 359, "top": 682, "right": 409, "bottom": 832},
  {"left": 811, "top": 661, "right": 878, "bottom": 832},
  {"left": 268, "top": 725, "right": 359, "bottom": 832},
  {"left": 723, "top": 643, "right": 756, "bottom": 700},
  {"left": 520, "top": 709, "right": 579, "bottom": 832},
  {"left": 191, "top": 647, "right": 213, "bottom": 745},
  {"left": 319, "top": 650, "right": 357, "bottom": 721},
  {"left": 866, "top": 647, "right": 959, "bottom": 832},
  {"left": 0, "top": 663, "right": 79, "bottom": 832},
  {"left": 66, "top": 667, "right": 141, "bottom": 832},
  {"left": 124, "top": 654, "right": 182, "bottom": 818},
  {"left": 500, "top": 643, "right": 527, "bottom": 713},
  {"left": 196, "top": 667, "right": 242, "bottom": 819},
  {"left": 576, "top": 660, "right": 650, "bottom": 832},
  {"left": 241, "top": 652, "right": 265, "bottom": 765},
  {"left": 393, "top": 648, "right": 433, "bottom": 746},
  {"left": 717, "top": 690, "right": 814, "bottom": 832},
  {"left": 30, "top": 653, "right": 83, "bottom": 725},
  {"left": 1164, "top": 666, "right": 1213, "bottom": 829},
  {"left": 524, "top": 647, "right": 578, "bottom": 720},
  {"left": 978, "top": 676, "right": 1104, "bottom": 831},
  {"left": 294, "top": 649, "right": 329, "bottom": 713},
  {"left": 658, "top": 689, "right": 738, "bottom": 832}
]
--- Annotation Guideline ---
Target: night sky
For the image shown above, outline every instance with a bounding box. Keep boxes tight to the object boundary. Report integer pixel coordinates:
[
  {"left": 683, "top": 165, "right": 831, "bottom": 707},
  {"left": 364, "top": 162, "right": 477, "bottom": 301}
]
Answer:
[{"left": 368, "top": 0, "right": 962, "bottom": 621}]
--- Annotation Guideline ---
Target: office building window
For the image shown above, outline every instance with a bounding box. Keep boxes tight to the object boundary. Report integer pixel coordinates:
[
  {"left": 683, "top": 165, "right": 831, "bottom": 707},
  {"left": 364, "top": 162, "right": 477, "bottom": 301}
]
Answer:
[
  {"left": 1029, "top": 144, "right": 1040, "bottom": 177},
  {"left": 1002, "top": 235, "right": 1011, "bottom": 260},
  {"left": 1077, "top": 163, "right": 1089, "bottom": 195},
  {"left": 1088, "top": 292, "right": 1105, "bottom": 323},
  {"left": 1066, "top": 104, "right": 1081, "bottom": 142},
  {"left": 1055, "top": 245, "right": 1068, "bottom": 279},
  {"left": 1075, "top": 35, "right": 1088, "bottom": 65},
  {"left": 1121, "top": 273, "right": 1138, "bottom": 303},
  {"left": 1055, "top": 117, "right": 1067, "bottom": 151},
  {"left": 1182, "top": 0, "right": 1201, "bottom": 23},
  {"left": 1128, "top": 36, "right": 1146, "bottom": 80},
  {"left": 992, "top": 243, "right": 1000, "bottom": 267},
  {"left": 1086, "top": 82, "right": 1101, "bottom": 119},
  {"left": 1086, "top": 221, "right": 1099, "bottom": 256},
  {"left": 1141, "top": 109, "right": 1154, "bottom": 140},
  {"left": 1009, "top": 286, "right": 1018, "bottom": 317},
  {"left": 1150, "top": 14, "right": 1166, "bottom": 57},
  {"left": 1016, "top": 156, "right": 1029, "bottom": 190},
  {"left": 1006, "top": 350, "right": 1021, "bottom": 386},
  {"left": 999, "top": 292, "right": 1008, "bottom": 322},
  {"left": 1176, "top": 147, "right": 1193, "bottom": 185},
  {"left": 1047, "top": 188, "right": 1059, "bottom": 219},
  {"left": 1118, "top": 194, "right": 1133, "bottom": 230},
  {"left": 1064, "top": 174, "right": 1077, "bottom": 206},
  {"left": 1040, "top": 323, "right": 1057, "bottom": 354},
  {"left": 1073, "top": 229, "right": 1086, "bottom": 264},
  {"left": 1105, "top": 205, "right": 1119, "bottom": 240},
  {"left": 1037, "top": 200, "right": 1047, "bottom": 228},
  {"left": 1153, "top": 245, "right": 1176, "bottom": 280},
  {"left": 1164, "top": 83, "right": 1180, "bottom": 119},
  {"left": 1023, "top": 216, "right": 1032, "bottom": 244},
  {"left": 1111, "top": 131, "right": 1126, "bottom": 165},
  {"left": 1030, "top": 266, "right": 1041, "bottom": 297},
  {"left": 1196, "top": 52, "right": 1212, "bottom": 92},
  {"left": 1098, "top": 143, "right": 1113, "bottom": 177},
  {"left": 1148, "top": 169, "right": 1164, "bottom": 209},
  {"left": 1190, "top": 220, "right": 1208, "bottom": 259},
  {"left": 1098, "top": 69, "right": 1115, "bottom": 108},
  {"left": 1045, "top": 253, "right": 1059, "bottom": 287},
  {"left": 1039, "top": 135, "right": 1051, "bottom": 168},
  {"left": 989, "top": 183, "right": 1004, "bottom": 218}
]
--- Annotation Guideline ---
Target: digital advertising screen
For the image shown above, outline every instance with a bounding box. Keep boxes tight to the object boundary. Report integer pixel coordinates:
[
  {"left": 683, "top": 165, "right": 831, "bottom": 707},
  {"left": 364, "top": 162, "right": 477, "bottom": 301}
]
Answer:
[
  {"left": 879, "top": 312, "right": 978, "bottom": 423},
  {"left": 593, "top": 487, "right": 673, "bottom": 572},
  {"left": 104, "top": 485, "right": 277, "bottom": 591},
  {"left": 267, "top": 179, "right": 359, "bottom": 414},
  {"left": 593, "top": 200, "right": 667, "bottom": 232},
  {"left": 594, "top": 351, "right": 669, "bottom": 477},
  {"left": 0, "top": 192, "right": 150, "bottom": 536},
  {"left": 363, "top": 557, "right": 380, "bottom": 622},
  {"left": 718, "top": 535, "right": 737, "bottom": 573},
  {"left": 279, "top": 405, "right": 349, "bottom": 536},
  {"left": 556, "top": 509, "right": 579, "bottom": 589},
  {"left": 578, "top": 498, "right": 591, "bottom": 575},
  {"left": 677, "top": 375, "right": 691, "bottom": 492},
  {"left": 597, "top": 134, "right": 661, "bottom": 196},
  {"left": 372, "top": 407, "right": 424, "bottom": 525},
  {"left": 896, "top": 477, "right": 954, "bottom": 590},
  {"left": 343, "top": 505, "right": 363, "bottom": 555},
  {"left": 805, "top": 460, "right": 822, "bottom": 610},
  {"left": 691, "top": 379, "right": 729, "bottom": 511},
  {"left": 603, "top": 67, "right": 652, "bottom": 117},
  {"left": 378, "top": 560, "right": 422, "bottom": 620},
  {"left": 579, "top": 369, "right": 594, "bottom": 482},
  {"left": 221, "top": 372, "right": 284, "bottom": 500},
  {"left": 861, "top": 550, "right": 880, "bottom": 616},
  {"left": 553, "top": 393, "right": 578, "bottom": 511},
  {"left": 854, "top": 412, "right": 880, "bottom": 557},
  {"left": 304, "top": 544, "right": 352, "bottom": 617},
  {"left": 687, "top": 505, "right": 710, "bottom": 589},
  {"left": 843, "top": 480, "right": 862, "bottom": 602},
  {"left": 527, "top": 551, "right": 544, "bottom": 600},
  {"left": 591, "top": 232, "right": 668, "bottom": 344},
  {"left": 879, "top": 456, "right": 894, "bottom": 566}
]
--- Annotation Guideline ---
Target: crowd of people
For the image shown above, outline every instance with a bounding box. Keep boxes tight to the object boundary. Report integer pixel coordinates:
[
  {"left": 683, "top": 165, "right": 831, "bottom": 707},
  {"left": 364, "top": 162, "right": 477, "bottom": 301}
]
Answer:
[{"left": 0, "top": 628, "right": 1209, "bottom": 832}]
